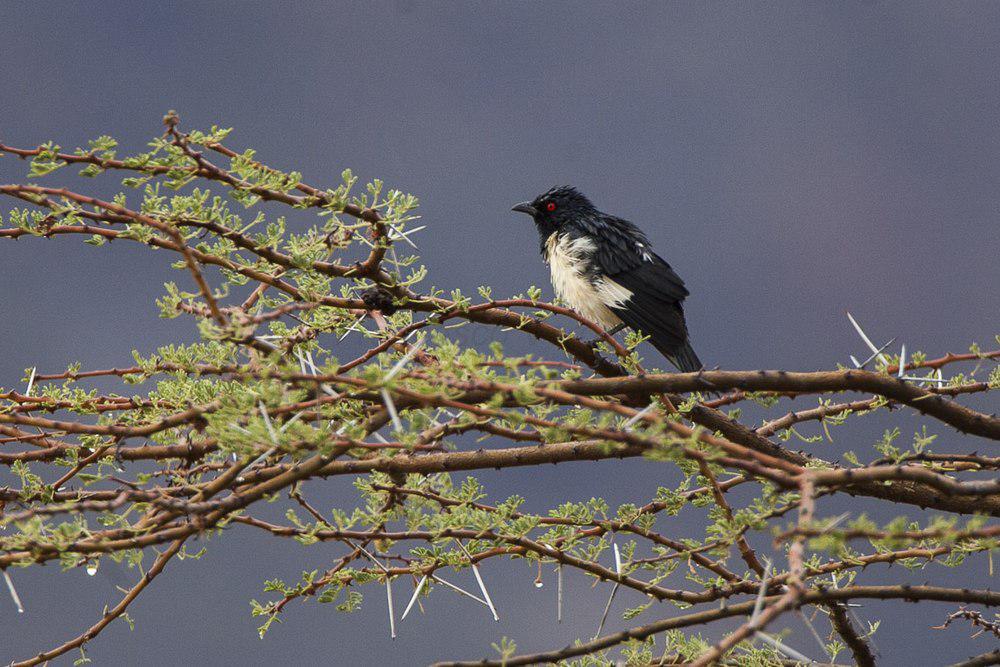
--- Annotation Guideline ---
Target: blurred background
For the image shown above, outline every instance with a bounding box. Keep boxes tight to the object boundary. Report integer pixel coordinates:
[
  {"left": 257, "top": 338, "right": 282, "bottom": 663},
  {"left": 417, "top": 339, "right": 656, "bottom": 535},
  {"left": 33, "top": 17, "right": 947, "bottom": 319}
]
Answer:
[{"left": 1, "top": 2, "right": 997, "bottom": 664}]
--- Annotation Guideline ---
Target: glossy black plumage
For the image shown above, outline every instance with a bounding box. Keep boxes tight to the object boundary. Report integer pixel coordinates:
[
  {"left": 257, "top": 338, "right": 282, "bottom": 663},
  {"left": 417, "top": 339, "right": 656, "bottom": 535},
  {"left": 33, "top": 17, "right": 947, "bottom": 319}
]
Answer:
[{"left": 511, "top": 186, "right": 703, "bottom": 372}]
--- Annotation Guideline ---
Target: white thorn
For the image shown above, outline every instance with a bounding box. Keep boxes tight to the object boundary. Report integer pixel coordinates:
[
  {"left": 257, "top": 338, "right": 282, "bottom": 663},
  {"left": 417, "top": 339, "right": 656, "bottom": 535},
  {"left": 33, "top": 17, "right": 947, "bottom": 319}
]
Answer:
[
  {"left": 750, "top": 558, "right": 773, "bottom": 623},
  {"left": 333, "top": 419, "right": 355, "bottom": 436},
  {"left": 253, "top": 336, "right": 279, "bottom": 350},
  {"left": 297, "top": 348, "right": 337, "bottom": 396},
  {"left": 857, "top": 337, "right": 897, "bottom": 369},
  {"left": 755, "top": 631, "right": 814, "bottom": 663},
  {"left": 384, "top": 337, "right": 425, "bottom": 381},
  {"left": 846, "top": 312, "right": 890, "bottom": 365},
  {"left": 898, "top": 344, "right": 907, "bottom": 378},
  {"left": 388, "top": 224, "right": 425, "bottom": 249},
  {"left": 247, "top": 445, "right": 279, "bottom": 470},
  {"left": 258, "top": 402, "right": 279, "bottom": 444},
  {"left": 305, "top": 350, "right": 319, "bottom": 374},
  {"left": 624, "top": 403, "right": 656, "bottom": 430},
  {"left": 380, "top": 389, "right": 403, "bottom": 433},
  {"left": 822, "top": 512, "right": 851, "bottom": 533},
  {"left": 457, "top": 541, "right": 498, "bottom": 621},
  {"left": 557, "top": 563, "right": 563, "bottom": 624},
  {"left": 345, "top": 540, "right": 389, "bottom": 573},
  {"left": 278, "top": 410, "right": 305, "bottom": 433},
  {"left": 400, "top": 575, "right": 428, "bottom": 621},
  {"left": 338, "top": 314, "right": 367, "bottom": 341},
  {"left": 430, "top": 574, "right": 489, "bottom": 606},
  {"left": 595, "top": 540, "right": 624, "bottom": 638},
  {"left": 594, "top": 582, "right": 620, "bottom": 639},
  {"left": 247, "top": 402, "right": 282, "bottom": 469},
  {"left": 3, "top": 570, "right": 24, "bottom": 613},
  {"left": 386, "top": 575, "right": 397, "bottom": 639},
  {"left": 796, "top": 608, "right": 832, "bottom": 659}
]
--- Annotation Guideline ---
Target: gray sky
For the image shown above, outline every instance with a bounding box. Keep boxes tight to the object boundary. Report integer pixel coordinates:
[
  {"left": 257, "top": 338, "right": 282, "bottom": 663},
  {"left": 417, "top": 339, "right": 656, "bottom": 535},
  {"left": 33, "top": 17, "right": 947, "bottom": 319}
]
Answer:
[{"left": 1, "top": 1, "right": 998, "bottom": 664}]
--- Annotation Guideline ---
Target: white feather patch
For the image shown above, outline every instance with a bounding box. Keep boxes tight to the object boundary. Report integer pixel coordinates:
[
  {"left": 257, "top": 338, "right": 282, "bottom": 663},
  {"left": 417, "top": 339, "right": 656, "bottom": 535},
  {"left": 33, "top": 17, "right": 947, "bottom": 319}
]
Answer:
[{"left": 545, "top": 234, "right": 631, "bottom": 328}]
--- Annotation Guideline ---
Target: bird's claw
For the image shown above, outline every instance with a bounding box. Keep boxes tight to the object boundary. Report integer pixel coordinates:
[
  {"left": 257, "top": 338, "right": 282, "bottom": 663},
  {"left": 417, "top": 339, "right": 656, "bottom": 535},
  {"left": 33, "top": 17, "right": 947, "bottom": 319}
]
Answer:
[{"left": 582, "top": 339, "right": 617, "bottom": 372}]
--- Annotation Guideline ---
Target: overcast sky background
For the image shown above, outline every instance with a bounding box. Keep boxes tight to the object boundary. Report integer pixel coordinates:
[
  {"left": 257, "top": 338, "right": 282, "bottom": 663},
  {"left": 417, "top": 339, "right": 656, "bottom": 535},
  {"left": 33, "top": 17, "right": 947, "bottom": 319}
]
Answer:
[{"left": 1, "top": 2, "right": 998, "bottom": 665}]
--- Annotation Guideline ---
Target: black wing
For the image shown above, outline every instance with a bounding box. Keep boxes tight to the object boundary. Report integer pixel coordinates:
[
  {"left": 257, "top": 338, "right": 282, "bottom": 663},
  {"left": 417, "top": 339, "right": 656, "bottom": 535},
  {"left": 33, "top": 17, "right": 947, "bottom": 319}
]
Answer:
[{"left": 582, "top": 215, "right": 701, "bottom": 371}]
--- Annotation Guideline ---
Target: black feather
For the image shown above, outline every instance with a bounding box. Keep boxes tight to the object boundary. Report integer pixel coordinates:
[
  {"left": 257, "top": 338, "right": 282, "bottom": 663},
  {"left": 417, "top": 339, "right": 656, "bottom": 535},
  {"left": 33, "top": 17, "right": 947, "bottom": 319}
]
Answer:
[
  {"left": 582, "top": 216, "right": 701, "bottom": 371},
  {"left": 665, "top": 340, "right": 703, "bottom": 374}
]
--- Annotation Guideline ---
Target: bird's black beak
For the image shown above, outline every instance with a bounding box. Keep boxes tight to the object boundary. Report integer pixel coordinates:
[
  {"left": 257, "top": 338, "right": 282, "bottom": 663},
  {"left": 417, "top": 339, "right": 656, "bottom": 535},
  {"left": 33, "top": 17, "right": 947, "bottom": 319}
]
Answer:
[{"left": 511, "top": 202, "right": 537, "bottom": 216}]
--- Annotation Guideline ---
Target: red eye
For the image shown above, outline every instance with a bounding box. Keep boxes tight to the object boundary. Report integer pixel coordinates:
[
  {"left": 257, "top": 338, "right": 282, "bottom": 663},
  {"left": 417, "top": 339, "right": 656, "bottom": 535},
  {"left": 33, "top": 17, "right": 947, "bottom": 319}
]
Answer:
[{"left": 546, "top": 202, "right": 557, "bottom": 212}]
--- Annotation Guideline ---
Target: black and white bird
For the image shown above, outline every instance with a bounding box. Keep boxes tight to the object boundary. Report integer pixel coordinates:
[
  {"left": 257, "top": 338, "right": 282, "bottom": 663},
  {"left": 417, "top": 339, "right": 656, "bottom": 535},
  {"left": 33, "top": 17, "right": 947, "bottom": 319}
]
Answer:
[{"left": 512, "top": 186, "right": 703, "bottom": 372}]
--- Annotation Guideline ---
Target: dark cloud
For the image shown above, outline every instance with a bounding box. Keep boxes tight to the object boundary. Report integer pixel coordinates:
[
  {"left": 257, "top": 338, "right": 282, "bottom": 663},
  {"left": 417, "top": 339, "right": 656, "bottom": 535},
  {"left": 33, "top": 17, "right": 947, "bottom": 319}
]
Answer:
[{"left": 1, "top": 1, "right": 997, "bottom": 664}]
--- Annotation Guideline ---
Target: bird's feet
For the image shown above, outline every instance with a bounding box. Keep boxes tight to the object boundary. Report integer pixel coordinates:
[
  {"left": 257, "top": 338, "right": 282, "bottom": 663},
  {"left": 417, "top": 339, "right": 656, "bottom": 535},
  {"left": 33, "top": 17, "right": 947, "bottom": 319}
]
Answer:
[
  {"left": 581, "top": 336, "right": 622, "bottom": 375},
  {"left": 692, "top": 366, "right": 724, "bottom": 399},
  {"left": 586, "top": 340, "right": 611, "bottom": 366},
  {"left": 582, "top": 323, "right": 626, "bottom": 355},
  {"left": 582, "top": 333, "right": 615, "bottom": 357}
]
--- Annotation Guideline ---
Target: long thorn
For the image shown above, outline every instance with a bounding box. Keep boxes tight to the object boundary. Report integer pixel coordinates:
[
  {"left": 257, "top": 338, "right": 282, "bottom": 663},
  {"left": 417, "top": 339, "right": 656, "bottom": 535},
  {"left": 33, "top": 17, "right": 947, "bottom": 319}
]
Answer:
[
  {"left": 380, "top": 389, "right": 403, "bottom": 433},
  {"left": 253, "top": 336, "right": 279, "bottom": 350},
  {"left": 386, "top": 575, "right": 396, "bottom": 639},
  {"left": 755, "top": 631, "right": 814, "bottom": 663},
  {"left": 594, "top": 541, "right": 624, "bottom": 639},
  {"left": 430, "top": 574, "right": 489, "bottom": 606},
  {"left": 594, "top": 582, "right": 620, "bottom": 639},
  {"left": 3, "top": 570, "right": 24, "bottom": 613},
  {"left": 301, "top": 350, "right": 337, "bottom": 397},
  {"left": 278, "top": 410, "right": 305, "bottom": 433},
  {"left": 338, "top": 314, "right": 367, "bottom": 341},
  {"left": 259, "top": 402, "right": 279, "bottom": 444},
  {"left": 246, "top": 445, "right": 279, "bottom": 470},
  {"left": 858, "top": 337, "right": 897, "bottom": 369},
  {"left": 846, "top": 312, "right": 890, "bottom": 365},
  {"left": 457, "top": 541, "right": 498, "bottom": 621},
  {"left": 624, "top": 403, "right": 656, "bottom": 429},
  {"left": 384, "top": 337, "right": 425, "bottom": 381},
  {"left": 557, "top": 563, "right": 563, "bottom": 624},
  {"left": 750, "top": 558, "right": 772, "bottom": 623},
  {"left": 388, "top": 224, "right": 425, "bottom": 249},
  {"left": 344, "top": 540, "right": 389, "bottom": 572},
  {"left": 797, "top": 608, "right": 832, "bottom": 658},
  {"left": 401, "top": 575, "right": 428, "bottom": 621}
]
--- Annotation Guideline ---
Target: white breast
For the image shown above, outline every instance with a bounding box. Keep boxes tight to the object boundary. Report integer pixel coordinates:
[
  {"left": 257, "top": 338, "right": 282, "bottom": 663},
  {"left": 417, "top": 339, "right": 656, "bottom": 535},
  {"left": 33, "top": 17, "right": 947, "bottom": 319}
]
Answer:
[{"left": 545, "top": 234, "right": 631, "bottom": 329}]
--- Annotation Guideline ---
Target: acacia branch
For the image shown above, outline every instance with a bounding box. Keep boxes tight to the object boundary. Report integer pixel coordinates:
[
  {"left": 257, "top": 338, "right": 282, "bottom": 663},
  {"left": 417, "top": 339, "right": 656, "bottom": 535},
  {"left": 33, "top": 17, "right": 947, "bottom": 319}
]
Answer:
[
  {"left": 828, "top": 602, "right": 877, "bottom": 667},
  {"left": 2, "top": 120, "right": 997, "bottom": 664},
  {"left": 11, "top": 537, "right": 187, "bottom": 667}
]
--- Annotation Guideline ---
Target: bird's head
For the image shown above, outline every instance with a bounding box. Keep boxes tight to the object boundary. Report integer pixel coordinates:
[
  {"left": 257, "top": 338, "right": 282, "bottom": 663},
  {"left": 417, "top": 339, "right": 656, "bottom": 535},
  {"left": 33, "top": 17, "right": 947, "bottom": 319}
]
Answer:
[{"left": 511, "top": 186, "right": 596, "bottom": 231}]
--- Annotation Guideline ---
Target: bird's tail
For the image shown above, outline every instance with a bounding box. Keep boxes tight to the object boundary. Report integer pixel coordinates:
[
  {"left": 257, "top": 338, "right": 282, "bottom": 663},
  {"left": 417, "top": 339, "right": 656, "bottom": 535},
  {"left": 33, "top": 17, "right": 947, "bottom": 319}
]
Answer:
[{"left": 664, "top": 340, "right": 703, "bottom": 373}]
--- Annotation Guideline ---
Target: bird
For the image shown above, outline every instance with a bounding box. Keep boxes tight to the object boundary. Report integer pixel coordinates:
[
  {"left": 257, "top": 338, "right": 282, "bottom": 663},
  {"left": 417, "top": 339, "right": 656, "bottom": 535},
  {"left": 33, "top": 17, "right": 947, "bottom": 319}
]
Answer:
[{"left": 511, "top": 186, "right": 703, "bottom": 372}]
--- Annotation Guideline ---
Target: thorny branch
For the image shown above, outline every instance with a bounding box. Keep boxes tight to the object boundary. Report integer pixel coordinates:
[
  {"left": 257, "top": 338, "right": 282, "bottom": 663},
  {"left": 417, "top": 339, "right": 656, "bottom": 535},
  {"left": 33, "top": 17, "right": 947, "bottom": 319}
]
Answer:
[{"left": 0, "top": 118, "right": 997, "bottom": 665}]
